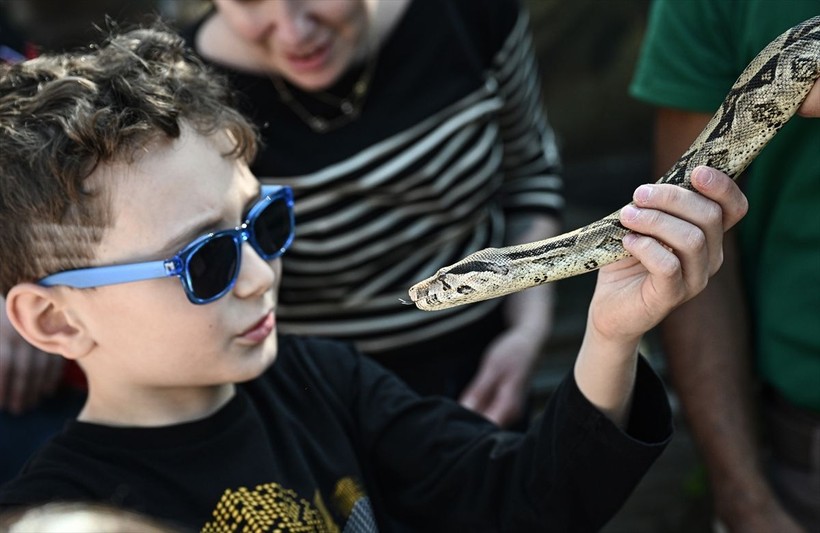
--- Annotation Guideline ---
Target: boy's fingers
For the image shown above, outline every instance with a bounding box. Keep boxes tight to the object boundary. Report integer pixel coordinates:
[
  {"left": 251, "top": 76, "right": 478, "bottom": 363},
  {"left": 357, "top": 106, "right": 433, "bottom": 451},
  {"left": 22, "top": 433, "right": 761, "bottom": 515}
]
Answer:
[
  {"left": 626, "top": 184, "right": 725, "bottom": 274},
  {"left": 690, "top": 166, "right": 749, "bottom": 230},
  {"left": 633, "top": 182, "right": 723, "bottom": 232},
  {"left": 621, "top": 207, "right": 714, "bottom": 278},
  {"left": 621, "top": 233, "right": 687, "bottom": 300}
]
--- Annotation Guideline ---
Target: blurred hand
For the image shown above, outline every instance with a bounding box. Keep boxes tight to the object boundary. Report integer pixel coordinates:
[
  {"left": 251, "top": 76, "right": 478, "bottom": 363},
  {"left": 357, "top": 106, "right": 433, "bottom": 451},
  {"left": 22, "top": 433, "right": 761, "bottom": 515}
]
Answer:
[
  {"left": 716, "top": 495, "right": 806, "bottom": 533},
  {"left": 0, "top": 301, "right": 64, "bottom": 414},
  {"left": 797, "top": 78, "right": 820, "bottom": 117},
  {"left": 459, "top": 326, "right": 541, "bottom": 427}
]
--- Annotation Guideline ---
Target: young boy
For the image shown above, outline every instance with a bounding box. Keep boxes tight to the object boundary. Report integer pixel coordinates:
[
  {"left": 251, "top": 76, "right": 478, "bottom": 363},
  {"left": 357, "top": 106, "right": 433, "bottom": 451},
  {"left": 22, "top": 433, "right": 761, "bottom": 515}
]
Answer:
[{"left": 0, "top": 27, "right": 749, "bottom": 532}]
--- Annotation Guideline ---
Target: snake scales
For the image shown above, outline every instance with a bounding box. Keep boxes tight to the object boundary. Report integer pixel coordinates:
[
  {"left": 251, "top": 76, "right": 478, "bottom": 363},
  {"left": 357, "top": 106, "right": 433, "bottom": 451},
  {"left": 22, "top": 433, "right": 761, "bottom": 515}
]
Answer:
[{"left": 408, "top": 15, "right": 820, "bottom": 311}]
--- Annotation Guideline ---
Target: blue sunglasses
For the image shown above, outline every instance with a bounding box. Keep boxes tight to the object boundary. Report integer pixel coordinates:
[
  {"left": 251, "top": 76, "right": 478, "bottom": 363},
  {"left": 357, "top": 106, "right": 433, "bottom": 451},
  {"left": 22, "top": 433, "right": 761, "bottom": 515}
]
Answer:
[{"left": 38, "top": 185, "right": 295, "bottom": 304}]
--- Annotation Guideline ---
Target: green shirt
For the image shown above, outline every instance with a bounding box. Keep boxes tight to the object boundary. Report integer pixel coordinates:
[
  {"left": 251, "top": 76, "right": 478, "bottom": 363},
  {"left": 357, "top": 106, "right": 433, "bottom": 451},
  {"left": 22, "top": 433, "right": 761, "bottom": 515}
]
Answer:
[{"left": 630, "top": 0, "right": 820, "bottom": 411}]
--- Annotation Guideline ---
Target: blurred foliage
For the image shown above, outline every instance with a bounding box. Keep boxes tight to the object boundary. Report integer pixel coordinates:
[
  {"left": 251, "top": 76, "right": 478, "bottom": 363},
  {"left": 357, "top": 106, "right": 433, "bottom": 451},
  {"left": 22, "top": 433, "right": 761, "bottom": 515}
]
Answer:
[
  {"left": 0, "top": 0, "right": 207, "bottom": 50},
  {"left": 524, "top": 0, "right": 653, "bottom": 161}
]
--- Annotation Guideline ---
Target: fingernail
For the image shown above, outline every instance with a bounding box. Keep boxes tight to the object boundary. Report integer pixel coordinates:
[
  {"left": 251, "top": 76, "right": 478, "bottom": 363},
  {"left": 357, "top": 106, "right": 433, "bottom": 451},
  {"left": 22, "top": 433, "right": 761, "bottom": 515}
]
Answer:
[
  {"left": 634, "top": 185, "right": 652, "bottom": 204},
  {"left": 622, "top": 205, "right": 640, "bottom": 221},
  {"left": 693, "top": 166, "right": 714, "bottom": 186}
]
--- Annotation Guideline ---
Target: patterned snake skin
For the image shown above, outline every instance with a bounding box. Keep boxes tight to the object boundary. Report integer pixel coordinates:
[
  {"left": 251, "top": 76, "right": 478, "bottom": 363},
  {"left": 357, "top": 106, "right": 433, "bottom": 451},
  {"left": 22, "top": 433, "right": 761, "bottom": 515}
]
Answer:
[{"left": 408, "top": 16, "right": 820, "bottom": 311}]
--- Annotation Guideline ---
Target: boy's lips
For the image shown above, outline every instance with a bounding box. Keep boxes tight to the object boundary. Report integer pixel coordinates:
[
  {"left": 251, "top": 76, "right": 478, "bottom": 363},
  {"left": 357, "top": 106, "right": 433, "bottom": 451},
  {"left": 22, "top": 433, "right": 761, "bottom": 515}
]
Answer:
[{"left": 239, "top": 311, "right": 275, "bottom": 344}]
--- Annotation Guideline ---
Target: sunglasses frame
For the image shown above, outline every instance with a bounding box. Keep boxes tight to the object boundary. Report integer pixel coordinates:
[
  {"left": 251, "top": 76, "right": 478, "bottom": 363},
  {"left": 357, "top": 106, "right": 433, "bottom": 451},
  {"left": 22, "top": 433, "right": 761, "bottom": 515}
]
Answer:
[{"left": 38, "top": 185, "right": 294, "bottom": 304}]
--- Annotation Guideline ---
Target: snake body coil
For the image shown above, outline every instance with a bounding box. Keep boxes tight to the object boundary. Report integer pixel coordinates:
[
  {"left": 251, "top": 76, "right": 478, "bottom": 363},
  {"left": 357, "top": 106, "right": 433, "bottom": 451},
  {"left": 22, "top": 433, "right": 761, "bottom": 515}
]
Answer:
[{"left": 409, "top": 16, "right": 820, "bottom": 311}]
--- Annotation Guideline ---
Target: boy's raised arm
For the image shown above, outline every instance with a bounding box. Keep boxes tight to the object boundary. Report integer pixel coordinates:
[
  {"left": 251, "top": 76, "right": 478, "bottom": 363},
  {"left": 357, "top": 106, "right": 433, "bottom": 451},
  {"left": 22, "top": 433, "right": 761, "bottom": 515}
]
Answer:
[{"left": 574, "top": 166, "right": 748, "bottom": 427}]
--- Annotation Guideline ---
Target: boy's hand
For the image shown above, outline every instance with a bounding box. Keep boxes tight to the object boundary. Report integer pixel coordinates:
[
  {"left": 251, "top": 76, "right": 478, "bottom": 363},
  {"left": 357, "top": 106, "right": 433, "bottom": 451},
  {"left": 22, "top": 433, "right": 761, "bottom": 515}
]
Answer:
[{"left": 588, "top": 166, "right": 748, "bottom": 345}]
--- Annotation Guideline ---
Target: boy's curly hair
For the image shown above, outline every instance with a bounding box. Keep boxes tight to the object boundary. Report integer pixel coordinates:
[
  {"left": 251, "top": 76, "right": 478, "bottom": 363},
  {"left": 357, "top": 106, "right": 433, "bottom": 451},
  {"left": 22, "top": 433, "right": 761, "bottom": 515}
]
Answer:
[{"left": 0, "top": 25, "right": 258, "bottom": 295}]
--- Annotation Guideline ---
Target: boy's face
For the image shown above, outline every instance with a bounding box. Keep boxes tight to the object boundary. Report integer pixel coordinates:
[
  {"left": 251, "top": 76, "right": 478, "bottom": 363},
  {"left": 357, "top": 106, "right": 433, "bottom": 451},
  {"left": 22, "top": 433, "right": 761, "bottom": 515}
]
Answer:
[{"left": 67, "top": 127, "right": 280, "bottom": 393}]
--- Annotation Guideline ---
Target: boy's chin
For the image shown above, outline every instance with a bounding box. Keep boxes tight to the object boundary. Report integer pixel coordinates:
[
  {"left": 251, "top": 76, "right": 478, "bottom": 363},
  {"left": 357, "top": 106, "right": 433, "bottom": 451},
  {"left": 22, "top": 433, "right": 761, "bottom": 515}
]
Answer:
[{"left": 235, "top": 335, "right": 279, "bottom": 383}]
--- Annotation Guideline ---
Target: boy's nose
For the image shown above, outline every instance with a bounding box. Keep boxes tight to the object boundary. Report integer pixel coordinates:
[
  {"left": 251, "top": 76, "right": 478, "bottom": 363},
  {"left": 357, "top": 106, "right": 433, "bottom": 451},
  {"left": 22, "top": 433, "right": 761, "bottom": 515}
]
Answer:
[{"left": 233, "top": 242, "right": 276, "bottom": 299}]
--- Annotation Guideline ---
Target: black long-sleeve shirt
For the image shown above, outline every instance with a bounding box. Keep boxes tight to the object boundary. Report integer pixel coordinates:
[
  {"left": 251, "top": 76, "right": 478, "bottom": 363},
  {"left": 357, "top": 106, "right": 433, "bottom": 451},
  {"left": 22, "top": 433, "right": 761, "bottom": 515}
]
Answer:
[{"left": 0, "top": 335, "right": 672, "bottom": 532}]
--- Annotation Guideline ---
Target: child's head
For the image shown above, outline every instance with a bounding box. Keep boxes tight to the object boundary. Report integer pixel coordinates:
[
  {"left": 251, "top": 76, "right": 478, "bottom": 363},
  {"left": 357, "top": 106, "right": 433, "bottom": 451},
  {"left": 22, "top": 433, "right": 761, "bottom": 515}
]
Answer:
[
  {"left": 0, "top": 27, "right": 292, "bottom": 414},
  {"left": 0, "top": 26, "right": 256, "bottom": 295}
]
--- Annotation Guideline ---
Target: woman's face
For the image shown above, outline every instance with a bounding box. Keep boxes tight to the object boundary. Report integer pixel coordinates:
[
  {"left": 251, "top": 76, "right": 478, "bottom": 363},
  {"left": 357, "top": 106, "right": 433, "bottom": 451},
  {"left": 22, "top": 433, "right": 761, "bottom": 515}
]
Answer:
[{"left": 213, "top": 0, "right": 370, "bottom": 91}]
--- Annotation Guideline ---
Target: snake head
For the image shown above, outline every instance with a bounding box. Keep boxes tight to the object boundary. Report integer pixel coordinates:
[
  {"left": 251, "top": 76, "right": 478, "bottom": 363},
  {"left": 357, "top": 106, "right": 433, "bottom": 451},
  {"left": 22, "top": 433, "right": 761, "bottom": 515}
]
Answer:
[{"left": 408, "top": 260, "right": 509, "bottom": 311}]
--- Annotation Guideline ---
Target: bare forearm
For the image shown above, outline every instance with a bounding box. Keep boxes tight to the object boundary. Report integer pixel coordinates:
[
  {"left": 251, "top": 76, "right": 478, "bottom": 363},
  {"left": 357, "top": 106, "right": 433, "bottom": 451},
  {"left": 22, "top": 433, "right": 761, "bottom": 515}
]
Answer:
[
  {"left": 661, "top": 238, "right": 782, "bottom": 523},
  {"left": 575, "top": 324, "right": 639, "bottom": 428},
  {"left": 654, "top": 108, "right": 777, "bottom": 522},
  {"left": 655, "top": 110, "right": 760, "bottom": 474}
]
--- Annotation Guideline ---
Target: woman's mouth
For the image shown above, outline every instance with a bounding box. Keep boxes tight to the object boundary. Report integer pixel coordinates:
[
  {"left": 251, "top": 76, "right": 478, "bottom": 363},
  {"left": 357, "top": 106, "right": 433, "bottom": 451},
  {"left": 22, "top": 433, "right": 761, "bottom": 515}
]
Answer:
[
  {"left": 240, "top": 312, "right": 275, "bottom": 344},
  {"left": 285, "top": 42, "right": 332, "bottom": 73}
]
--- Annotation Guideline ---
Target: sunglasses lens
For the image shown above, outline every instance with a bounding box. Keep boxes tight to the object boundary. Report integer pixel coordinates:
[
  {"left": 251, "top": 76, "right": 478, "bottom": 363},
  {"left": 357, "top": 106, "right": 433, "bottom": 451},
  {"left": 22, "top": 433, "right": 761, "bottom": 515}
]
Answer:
[
  {"left": 254, "top": 198, "right": 292, "bottom": 257},
  {"left": 188, "top": 235, "right": 238, "bottom": 301}
]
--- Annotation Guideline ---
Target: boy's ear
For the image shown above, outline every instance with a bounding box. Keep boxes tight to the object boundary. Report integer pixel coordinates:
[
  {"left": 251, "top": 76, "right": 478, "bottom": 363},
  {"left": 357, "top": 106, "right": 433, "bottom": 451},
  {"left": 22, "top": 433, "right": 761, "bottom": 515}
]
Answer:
[{"left": 5, "top": 284, "right": 95, "bottom": 360}]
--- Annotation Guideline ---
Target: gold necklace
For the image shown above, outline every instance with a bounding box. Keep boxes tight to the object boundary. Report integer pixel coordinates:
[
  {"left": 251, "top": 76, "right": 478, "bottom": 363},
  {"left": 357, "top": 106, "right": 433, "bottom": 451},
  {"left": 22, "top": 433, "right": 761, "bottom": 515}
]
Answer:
[{"left": 270, "top": 49, "right": 378, "bottom": 133}]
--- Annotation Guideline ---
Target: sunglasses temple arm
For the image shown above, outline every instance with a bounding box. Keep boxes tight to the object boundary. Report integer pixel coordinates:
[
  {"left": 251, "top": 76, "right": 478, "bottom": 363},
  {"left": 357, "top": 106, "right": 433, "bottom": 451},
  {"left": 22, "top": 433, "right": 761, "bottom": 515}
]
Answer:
[{"left": 38, "top": 260, "right": 180, "bottom": 289}]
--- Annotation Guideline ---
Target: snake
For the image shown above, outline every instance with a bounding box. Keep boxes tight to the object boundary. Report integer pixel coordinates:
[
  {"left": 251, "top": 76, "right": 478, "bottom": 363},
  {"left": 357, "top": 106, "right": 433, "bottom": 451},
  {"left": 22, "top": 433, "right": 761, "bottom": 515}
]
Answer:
[{"left": 408, "top": 15, "right": 820, "bottom": 311}]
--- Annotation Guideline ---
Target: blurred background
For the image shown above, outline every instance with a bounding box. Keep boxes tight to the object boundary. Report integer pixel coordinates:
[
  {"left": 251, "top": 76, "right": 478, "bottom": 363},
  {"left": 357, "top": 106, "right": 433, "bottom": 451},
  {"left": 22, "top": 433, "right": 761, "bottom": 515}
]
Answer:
[{"left": 0, "top": 0, "right": 712, "bottom": 531}]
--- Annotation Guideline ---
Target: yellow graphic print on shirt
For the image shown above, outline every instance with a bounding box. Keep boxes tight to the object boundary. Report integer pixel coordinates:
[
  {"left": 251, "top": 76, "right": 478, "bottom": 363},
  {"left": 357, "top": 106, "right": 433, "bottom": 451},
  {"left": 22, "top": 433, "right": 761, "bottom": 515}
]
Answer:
[
  {"left": 202, "top": 478, "right": 369, "bottom": 533},
  {"left": 332, "top": 478, "right": 363, "bottom": 518}
]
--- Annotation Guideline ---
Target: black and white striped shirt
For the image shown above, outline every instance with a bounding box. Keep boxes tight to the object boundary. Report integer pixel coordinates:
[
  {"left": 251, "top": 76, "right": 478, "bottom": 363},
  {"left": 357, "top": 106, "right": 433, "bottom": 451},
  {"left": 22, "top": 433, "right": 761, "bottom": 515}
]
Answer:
[{"left": 197, "top": 0, "right": 562, "bottom": 355}]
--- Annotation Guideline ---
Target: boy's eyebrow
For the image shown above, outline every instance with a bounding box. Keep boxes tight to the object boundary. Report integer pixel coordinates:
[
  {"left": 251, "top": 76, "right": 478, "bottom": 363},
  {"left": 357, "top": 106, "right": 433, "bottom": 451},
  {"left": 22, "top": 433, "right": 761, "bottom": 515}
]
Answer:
[
  {"left": 157, "top": 215, "right": 226, "bottom": 258},
  {"left": 157, "top": 186, "right": 262, "bottom": 257}
]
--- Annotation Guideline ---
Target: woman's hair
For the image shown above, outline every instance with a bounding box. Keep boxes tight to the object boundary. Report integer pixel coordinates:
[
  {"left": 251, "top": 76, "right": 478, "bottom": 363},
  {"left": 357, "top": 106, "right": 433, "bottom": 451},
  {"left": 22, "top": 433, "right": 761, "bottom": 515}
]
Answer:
[{"left": 0, "top": 24, "right": 258, "bottom": 295}]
